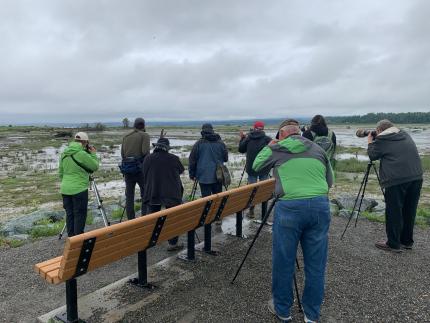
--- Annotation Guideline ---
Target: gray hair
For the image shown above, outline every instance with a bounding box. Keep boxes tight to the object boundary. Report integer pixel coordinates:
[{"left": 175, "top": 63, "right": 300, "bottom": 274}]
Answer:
[{"left": 376, "top": 119, "right": 394, "bottom": 132}]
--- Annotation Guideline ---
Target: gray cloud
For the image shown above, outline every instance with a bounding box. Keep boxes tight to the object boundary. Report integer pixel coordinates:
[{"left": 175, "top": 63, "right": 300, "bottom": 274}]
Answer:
[{"left": 0, "top": 0, "right": 429, "bottom": 123}]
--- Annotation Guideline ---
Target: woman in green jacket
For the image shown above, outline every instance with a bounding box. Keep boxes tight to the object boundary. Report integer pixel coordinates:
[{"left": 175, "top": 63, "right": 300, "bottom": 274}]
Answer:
[{"left": 59, "top": 132, "right": 99, "bottom": 236}]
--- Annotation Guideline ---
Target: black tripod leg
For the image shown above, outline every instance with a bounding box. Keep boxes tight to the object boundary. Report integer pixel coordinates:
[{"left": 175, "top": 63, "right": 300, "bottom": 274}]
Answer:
[
  {"left": 231, "top": 198, "right": 278, "bottom": 284},
  {"left": 295, "top": 257, "right": 300, "bottom": 271},
  {"left": 354, "top": 169, "right": 371, "bottom": 228},
  {"left": 340, "top": 162, "right": 371, "bottom": 239},
  {"left": 372, "top": 163, "right": 385, "bottom": 197},
  {"left": 119, "top": 205, "right": 126, "bottom": 223}
]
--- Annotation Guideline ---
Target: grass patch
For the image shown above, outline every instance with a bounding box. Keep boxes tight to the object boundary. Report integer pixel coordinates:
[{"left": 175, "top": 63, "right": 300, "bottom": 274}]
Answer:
[
  {"left": 30, "top": 220, "right": 65, "bottom": 238},
  {"left": 362, "top": 211, "right": 385, "bottom": 223},
  {"left": 421, "top": 155, "right": 430, "bottom": 172},
  {"left": 0, "top": 237, "right": 26, "bottom": 248},
  {"left": 335, "top": 158, "right": 369, "bottom": 173}
]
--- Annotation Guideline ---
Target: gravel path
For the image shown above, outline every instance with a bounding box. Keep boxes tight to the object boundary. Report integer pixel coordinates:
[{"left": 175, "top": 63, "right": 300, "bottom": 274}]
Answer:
[{"left": 1, "top": 214, "right": 429, "bottom": 322}]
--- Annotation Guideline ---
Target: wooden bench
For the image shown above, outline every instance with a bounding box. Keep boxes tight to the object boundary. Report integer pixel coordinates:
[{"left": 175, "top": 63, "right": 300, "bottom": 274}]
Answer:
[{"left": 34, "top": 179, "right": 275, "bottom": 322}]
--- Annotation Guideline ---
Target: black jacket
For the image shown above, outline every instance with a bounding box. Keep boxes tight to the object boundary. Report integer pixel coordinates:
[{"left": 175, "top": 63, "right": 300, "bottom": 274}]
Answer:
[
  {"left": 238, "top": 130, "right": 271, "bottom": 176},
  {"left": 368, "top": 129, "right": 422, "bottom": 188},
  {"left": 142, "top": 149, "right": 185, "bottom": 206},
  {"left": 302, "top": 124, "right": 337, "bottom": 146},
  {"left": 188, "top": 132, "right": 228, "bottom": 184}
]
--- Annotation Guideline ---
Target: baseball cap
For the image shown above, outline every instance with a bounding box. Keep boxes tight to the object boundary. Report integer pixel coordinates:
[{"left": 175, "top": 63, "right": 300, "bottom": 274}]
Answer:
[
  {"left": 74, "top": 132, "right": 89, "bottom": 141},
  {"left": 253, "top": 121, "right": 265, "bottom": 130}
]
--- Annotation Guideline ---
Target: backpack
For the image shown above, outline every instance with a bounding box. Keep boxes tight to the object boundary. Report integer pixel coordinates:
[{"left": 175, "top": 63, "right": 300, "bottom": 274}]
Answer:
[
  {"left": 119, "top": 156, "right": 144, "bottom": 175},
  {"left": 311, "top": 130, "right": 335, "bottom": 161}
]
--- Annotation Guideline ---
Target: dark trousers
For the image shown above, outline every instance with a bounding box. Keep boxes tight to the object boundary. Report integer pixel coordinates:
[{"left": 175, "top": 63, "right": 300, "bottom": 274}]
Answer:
[
  {"left": 62, "top": 190, "right": 88, "bottom": 237},
  {"left": 385, "top": 179, "right": 423, "bottom": 249},
  {"left": 148, "top": 204, "right": 179, "bottom": 245},
  {"left": 199, "top": 182, "right": 223, "bottom": 198},
  {"left": 125, "top": 172, "right": 146, "bottom": 220}
]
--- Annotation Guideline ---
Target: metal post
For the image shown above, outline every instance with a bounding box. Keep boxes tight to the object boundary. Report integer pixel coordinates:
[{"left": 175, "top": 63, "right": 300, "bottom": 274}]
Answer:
[
  {"left": 204, "top": 224, "right": 211, "bottom": 252},
  {"left": 261, "top": 201, "right": 268, "bottom": 220},
  {"left": 137, "top": 250, "right": 148, "bottom": 285},
  {"left": 187, "top": 230, "right": 195, "bottom": 260},
  {"left": 236, "top": 211, "right": 243, "bottom": 237},
  {"left": 57, "top": 278, "right": 78, "bottom": 323}
]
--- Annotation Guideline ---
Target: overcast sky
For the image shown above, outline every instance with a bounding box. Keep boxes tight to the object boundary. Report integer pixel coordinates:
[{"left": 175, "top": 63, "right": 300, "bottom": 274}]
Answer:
[{"left": 0, "top": 0, "right": 429, "bottom": 124}]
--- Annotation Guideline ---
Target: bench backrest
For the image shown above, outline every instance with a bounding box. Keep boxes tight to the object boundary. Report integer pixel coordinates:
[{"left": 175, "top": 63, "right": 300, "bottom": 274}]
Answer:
[{"left": 39, "top": 179, "right": 275, "bottom": 283}]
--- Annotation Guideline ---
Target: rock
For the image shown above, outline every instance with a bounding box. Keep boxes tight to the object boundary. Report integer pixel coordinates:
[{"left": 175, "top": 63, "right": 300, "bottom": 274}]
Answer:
[
  {"left": 330, "top": 203, "right": 339, "bottom": 216},
  {"left": 331, "top": 194, "right": 378, "bottom": 212},
  {"left": 8, "top": 234, "right": 29, "bottom": 240}
]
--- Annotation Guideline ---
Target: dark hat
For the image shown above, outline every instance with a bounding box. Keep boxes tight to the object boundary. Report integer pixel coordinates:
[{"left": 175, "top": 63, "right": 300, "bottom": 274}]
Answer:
[
  {"left": 201, "top": 123, "right": 214, "bottom": 133},
  {"left": 152, "top": 137, "right": 170, "bottom": 150},
  {"left": 134, "top": 117, "right": 145, "bottom": 129},
  {"left": 276, "top": 118, "right": 300, "bottom": 139}
]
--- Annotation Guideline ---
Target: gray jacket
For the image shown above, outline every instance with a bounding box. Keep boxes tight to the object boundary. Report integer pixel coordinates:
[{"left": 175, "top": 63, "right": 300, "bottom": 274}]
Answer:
[
  {"left": 368, "top": 127, "right": 422, "bottom": 188},
  {"left": 121, "top": 129, "right": 150, "bottom": 159}
]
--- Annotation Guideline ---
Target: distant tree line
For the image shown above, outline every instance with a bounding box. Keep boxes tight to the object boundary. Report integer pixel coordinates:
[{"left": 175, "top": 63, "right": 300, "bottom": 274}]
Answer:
[{"left": 326, "top": 112, "right": 430, "bottom": 124}]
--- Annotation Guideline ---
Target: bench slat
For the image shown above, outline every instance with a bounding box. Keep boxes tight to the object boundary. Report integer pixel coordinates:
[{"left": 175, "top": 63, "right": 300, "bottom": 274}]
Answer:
[{"left": 34, "top": 256, "right": 63, "bottom": 274}]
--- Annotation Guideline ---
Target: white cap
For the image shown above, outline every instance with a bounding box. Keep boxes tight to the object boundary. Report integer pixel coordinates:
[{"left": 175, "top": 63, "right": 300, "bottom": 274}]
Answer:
[{"left": 74, "top": 132, "right": 89, "bottom": 141}]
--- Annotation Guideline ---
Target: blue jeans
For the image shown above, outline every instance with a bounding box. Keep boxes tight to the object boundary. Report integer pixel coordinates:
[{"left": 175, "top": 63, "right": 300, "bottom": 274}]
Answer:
[
  {"left": 272, "top": 196, "right": 330, "bottom": 321},
  {"left": 247, "top": 174, "right": 269, "bottom": 184}
]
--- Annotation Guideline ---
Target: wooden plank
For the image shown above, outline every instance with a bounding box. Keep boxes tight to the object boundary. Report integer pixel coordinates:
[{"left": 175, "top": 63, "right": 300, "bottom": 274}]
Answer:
[
  {"left": 45, "top": 269, "right": 62, "bottom": 285},
  {"left": 34, "top": 256, "right": 62, "bottom": 274},
  {"left": 66, "top": 198, "right": 212, "bottom": 249}
]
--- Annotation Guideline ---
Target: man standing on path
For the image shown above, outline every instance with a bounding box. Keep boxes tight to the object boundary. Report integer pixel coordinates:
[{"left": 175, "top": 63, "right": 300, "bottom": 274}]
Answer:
[
  {"left": 368, "top": 119, "right": 423, "bottom": 253},
  {"left": 253, "top": 122, "right": 333, "bottom": 323},
  {"left": 121, "top": 117, "right": 150, "bottom": 219},
  {"left": 142, "top": 137, "right": 185, "bottom": 251},
  {"left": 238, "top": 121, "right": 271, "bottom": 218},
  {"left": 59, "top": 132, "right": 99, "bottom": 236}
]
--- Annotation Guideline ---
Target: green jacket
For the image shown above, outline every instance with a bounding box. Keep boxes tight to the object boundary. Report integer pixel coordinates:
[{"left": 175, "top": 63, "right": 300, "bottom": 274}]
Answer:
[
  {"left": 253, "top": 135, "right": 334, "bottom": 200},
  {"left": 59, "top": 142, "right": 99, "bottom": 195}
]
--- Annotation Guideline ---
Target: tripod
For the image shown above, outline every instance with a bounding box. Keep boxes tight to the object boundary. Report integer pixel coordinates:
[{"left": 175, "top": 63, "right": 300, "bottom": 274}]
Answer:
[
  {"left": 231, "top": 197, "right": 303, "bottom": 312},
  {"left": 341, "top": 160, "right": 384, "bottom": 239},
  {"left": 58, "top": 176, "right": 110, "bottom": 239},
  {"left": 237, "top": 164, "right": 246, "bottom": 187}
]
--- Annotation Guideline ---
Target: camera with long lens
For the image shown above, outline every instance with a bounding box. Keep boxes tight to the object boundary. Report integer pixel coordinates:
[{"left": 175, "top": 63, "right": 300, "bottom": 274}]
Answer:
[{"left": 356, "top": 129, "right": 377, "bottom": 138}]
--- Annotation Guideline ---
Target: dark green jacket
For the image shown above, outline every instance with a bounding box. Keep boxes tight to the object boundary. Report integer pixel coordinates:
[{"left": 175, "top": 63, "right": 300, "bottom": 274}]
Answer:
[
  {"left": 59, "top": 142, "right": 99, "bottom": 195},
  {"left": 253, "top": 135, "right": 333, "bottom": 200},
  {"left": 121, "top": 129, "right": 150, "bottom": 159}
]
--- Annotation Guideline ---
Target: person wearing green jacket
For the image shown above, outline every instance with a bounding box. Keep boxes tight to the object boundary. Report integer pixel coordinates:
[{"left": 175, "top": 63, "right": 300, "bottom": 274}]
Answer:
[
  {"left": 59, "top": 132, "right": 99, "bottom": 236},
  {"left": 253, "top": 122, "right": 333, "bottom": 323}
]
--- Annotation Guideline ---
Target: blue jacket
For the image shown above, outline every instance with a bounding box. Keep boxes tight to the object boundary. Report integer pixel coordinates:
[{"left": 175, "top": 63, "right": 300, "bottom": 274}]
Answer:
[{"left": 189, "top": 132, "right": 228, "bottom": 184}]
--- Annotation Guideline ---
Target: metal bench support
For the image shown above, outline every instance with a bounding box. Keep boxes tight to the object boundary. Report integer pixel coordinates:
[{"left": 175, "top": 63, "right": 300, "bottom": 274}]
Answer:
[
  {"left": 55, "top": 278, "right": 82, "bottom": 323},
  {"left": 236, "top": 211, "right": 243, "bottom": 237},
  {"left": 129, "top": 250, "right": 155, "bottom": 289},
  {"left": 178, "top": 230, "right": 196, "bottom": 262},
  {"left": 262, "top": 200, "right": 268, "bottom": 220}
]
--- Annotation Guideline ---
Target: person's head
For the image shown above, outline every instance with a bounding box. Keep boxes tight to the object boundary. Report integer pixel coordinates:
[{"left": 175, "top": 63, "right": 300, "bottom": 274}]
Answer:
[
  {"left": 276, "top": 119, "right": 299, "bottom": 139},
  {"left": 311, "top": 115, "right": 327, "bottom": 128},
  {"left": 134, "top": 117, "right": 145, "bottom": 130},
  {"left": 278, "top": 125, "right": 301, "bottom": 140},
  {"left": 152, "top": 137, "right": 170, "bottom": 151},
  {"left": 74, "top": 132, "right": 89, "bottom": 146},
  {"left": 376, "top": 119, "right": 394, "bottom": 134},
  {"left": 253, "top": 121, "right": 265, "bottom": 131},
  {"left": 201, "top": 123, "right": 214, "bottom": 135}
]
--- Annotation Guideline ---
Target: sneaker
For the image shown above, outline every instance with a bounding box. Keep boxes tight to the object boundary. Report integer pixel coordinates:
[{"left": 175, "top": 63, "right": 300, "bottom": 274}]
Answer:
[
  {"left": 267, "top": 299, "right": 292, "bottom": 322},
  {"left": 304, "top": 314, "right": 317, "bottom": 323},
  {"left": 400, "top": 243, "right": 413, "bottom": 250},
  {"left": 167, "top": 243, "right": 184, "bottom": 251},
  {"left": 375, "top": 240, "right": 402, "bottom": 253}
]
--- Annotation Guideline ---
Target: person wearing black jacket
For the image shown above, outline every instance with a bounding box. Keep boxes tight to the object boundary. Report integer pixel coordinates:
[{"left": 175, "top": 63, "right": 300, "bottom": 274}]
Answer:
[
  {"left": 368, "top": 120, "right": 423, "bottom": 253},
  {"left": 142, "top": 137, "right": 185, "bottom": 251},
  {"left": 238, "top": 121, "right": 271, "bottom": 217},
  {"left": 302, "top": 115, "right": 337, "bottom": 168}
]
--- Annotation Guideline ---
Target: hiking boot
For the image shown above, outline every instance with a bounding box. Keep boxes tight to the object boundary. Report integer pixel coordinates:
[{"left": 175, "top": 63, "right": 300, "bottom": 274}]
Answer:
[
  {"left": 248, "top": 206, "right": 255, "bottom": 219},
  {"left": 167, "top": 243, "right": 184, "bottom": 252},
  {"left": 375, "top": 240, "right": 402, "bottom": 253},
  {"left": 400, "top": 243, "right": 413, "bottom": 250},
  {"left": 267, "top": 299, "right": 292, "bottom": 322}
]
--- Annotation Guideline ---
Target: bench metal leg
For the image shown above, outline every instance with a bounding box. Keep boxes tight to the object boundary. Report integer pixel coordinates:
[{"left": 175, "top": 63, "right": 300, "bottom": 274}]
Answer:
[
  {"left": 55, "top": 278, "right": 82, "bottom": 323},
  {"left": 129, "top": 250, "right": 155, "bottom": 289},
  {"left": 178, "top": 230, "right": 196, "bottom": 262},
  {"left": 236, "top": 211, "right": 243, "bottom": 237},
  {"left": 204, "top": 224, "right": 211, "bottom": 252}
]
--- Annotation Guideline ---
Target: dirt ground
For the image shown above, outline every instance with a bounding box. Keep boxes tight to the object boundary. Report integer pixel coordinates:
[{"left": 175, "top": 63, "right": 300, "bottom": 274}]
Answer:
[{"left": 0, "top": 212, "right": 429, "bottom": 323}]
